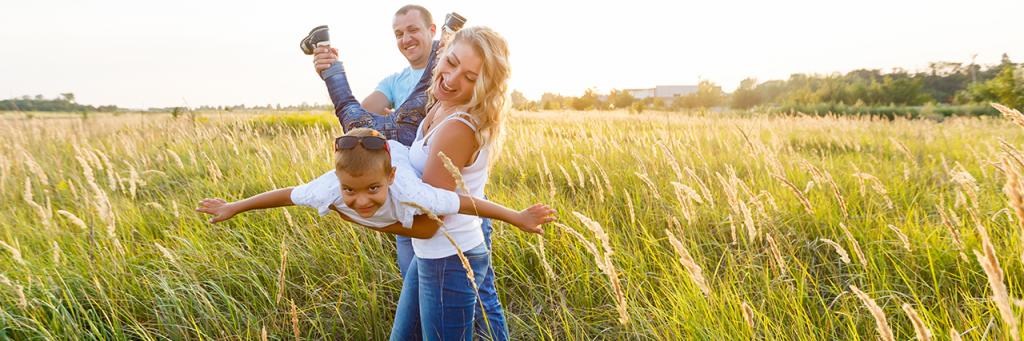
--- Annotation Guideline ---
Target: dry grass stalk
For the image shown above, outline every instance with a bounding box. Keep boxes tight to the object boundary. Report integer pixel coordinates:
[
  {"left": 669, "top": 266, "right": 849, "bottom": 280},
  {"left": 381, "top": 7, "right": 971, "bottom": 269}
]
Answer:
[
  {"left": 665, "top": 229, "right": 710, "bottom": 297},
  {"left": 657, "top": 141, "right": 685, "bottom": 181},
  {"left": 0, "top": 239, "right": 26, "bottom": 266},
  {"left": 887, "top": 224, "right": 912, "bottom": 252},
  {"left": 1002, "top": 157, "right": 1024, "bottom": 231},
  {"left": 950, "top": 166, "right": 981, "bottom": 210},
  {"left": 635, "top": 172, "right": 661, "bottom": 199},
  {"left": 401, "top": 202, "right": 485, "bottom": 317},
  {"left": 993, "top": 102, "right": 1024, "bottom": 129},
  {"left": 571, "top": 159, "right": 586, "bottom": 189},
  {"left": 819, "top": 238, "right": 851, "bottom": 264},
  {"left": 840, "top": 223, "right": 867, "bottom": 269},
  {"left": 683, "top": 167, "right": 714, "bottom": 206},
  {"left": 289, "top": 299, "right": 300, "bottom": 341},
  {"left": 823, "top": 170, "right": 850, "bottom": 218},
  {"left": 973, "top": 224, "right": 1019, "bottom": 341},
  {"left": 739, "top": 200, "right": 757, "bottom": 241},
  {"left": 624, "top": 189, "right": 636, "bottom": 226},
  {"left": 154, "top": 242, "right": 177, "bottom": 264},
  {"left": 853, "top": 172, "right": 894, "bottom": 209},
  {"left": 949, "top": 328, "right": 963, "bottom": 341},
  {"left": 935, "top": 203, "right": 964, "bottom": 249},
  {"left": 52, "top": 240, "right": 61, "bottom": 264},
  {"left": 536, "top": 237, "right": 556, "bottom": 280},
  {"left": 773, "top": 174, "right": 814, "bottom": 215},
  {"left": 541, "top": 151, "right": 557, "bottom": 198},
  {"left": 765, "top": 233, "right": 788, "bottom": 277},
  {"left": 740, "top": 301, "right": 755, "bottom": 330},
  {"left": 889, "top": 137, "right": 918, "bottom": 167},
  {"left": 849, "top": 285, "right": 894, "bottom": 341},
  {"left": 167, "top": 149, "right": 185, "bottom": 169},
  {"left": 437, "top": 151, "right": 477, "bottom": 215},
  {"left": 23, "top": 178, "right": 52, "bottom": 229},
  {"left": 0, "top": 274, "right": 28, "bottom": 309},
  {"left": 901, "top": 303, "right": 931, "bottom": 341},
  {"left": 565, "top": 213, "right": 629, "bottom": 325},
  {"left": 671, "top": 182, "right": 700, "bottom": 223},
  {"left": 589, "top": 155, "right": 614, "bottom": 197},
  {"left": 20, "top": 149, "right": 50, "bottom": 187},
  {"left": 260, "top": 326, "right": 268, "bottom": 341},
  {"left": 559, "top": 164, "right": 575, "bottom": 191},
  {"left": 276, "top": 240, "right": 288, "bottom": 305}
]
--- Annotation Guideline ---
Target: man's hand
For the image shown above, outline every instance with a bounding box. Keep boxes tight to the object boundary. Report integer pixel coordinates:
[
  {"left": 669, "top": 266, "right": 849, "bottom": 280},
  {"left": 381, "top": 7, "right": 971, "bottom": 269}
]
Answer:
[
  {"left": 196, "top": 198, "right": 239, "bottom": 224},
  {"left": 313, "top": 46, "right": 339, "bottom": 75},
  {"left": 510, "top": 204, "right": 557, "bottom": 235}
]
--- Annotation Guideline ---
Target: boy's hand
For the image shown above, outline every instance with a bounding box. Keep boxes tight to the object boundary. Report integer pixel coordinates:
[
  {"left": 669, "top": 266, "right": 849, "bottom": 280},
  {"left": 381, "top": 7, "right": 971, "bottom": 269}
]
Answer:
[
  {"left": 511, "top": 204, "right": 557, "bottom": 235},
  {"left": 195, "top": 198, "right": 238, "bottom": 224}
]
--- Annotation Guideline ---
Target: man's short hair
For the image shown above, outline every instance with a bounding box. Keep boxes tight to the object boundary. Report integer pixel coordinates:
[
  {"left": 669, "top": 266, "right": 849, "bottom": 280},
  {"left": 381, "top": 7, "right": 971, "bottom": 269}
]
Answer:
[{"left": 395, "top": 4, "right": 433, "bottom": 27}]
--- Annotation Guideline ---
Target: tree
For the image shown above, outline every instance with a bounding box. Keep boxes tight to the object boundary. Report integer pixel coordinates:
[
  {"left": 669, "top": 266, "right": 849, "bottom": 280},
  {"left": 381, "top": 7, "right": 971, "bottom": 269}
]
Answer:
[
  {"left": 731, "top": 78, "right": 762, "bottom": 109},
  {"left": 571, "top": 88, "right": 600, "bottom": 110},
  {"left": 510, "top": 90, "right": 530, "bottom": 110},
  {"left": 60, "top": 93, "right": 75, "bottom": 103},
  {"left": 961, "top": 64, "right": 1024, "bottom": 109},
  {"left": 678, "top": 80, "right": 725, "bottom": 109},
  {"left": 608, "top": 89, "right": 635, "bottom": 109}
]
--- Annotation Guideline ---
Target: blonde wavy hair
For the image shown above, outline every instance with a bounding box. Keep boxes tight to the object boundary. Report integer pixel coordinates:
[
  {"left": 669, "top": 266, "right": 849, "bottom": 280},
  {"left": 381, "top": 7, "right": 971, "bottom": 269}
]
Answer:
[{"left": 427, "top": 26, "right": 511, "bottom": 165}]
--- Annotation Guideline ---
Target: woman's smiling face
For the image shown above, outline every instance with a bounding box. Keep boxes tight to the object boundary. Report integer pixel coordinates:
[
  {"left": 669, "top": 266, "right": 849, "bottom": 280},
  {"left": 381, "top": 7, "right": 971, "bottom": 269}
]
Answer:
[{"left": 433, "top": 41, "right": 482, "bottom": 105}]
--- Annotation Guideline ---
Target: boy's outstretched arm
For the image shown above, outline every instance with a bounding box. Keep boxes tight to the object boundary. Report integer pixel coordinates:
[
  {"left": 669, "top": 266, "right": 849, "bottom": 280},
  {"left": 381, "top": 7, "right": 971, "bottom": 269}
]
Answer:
[
  {"left": 455, "top": 196, "right": 556, "bottom": 234},
  {"left": 196, "top": 188, "right": 295, "bottom": 223}
]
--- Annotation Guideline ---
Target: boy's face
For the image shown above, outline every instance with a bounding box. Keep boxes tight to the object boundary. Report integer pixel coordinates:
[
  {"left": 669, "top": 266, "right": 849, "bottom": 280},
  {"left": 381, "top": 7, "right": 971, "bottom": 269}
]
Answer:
[{"left": 336, "top": 168, "right": 396, "bottom": 218}]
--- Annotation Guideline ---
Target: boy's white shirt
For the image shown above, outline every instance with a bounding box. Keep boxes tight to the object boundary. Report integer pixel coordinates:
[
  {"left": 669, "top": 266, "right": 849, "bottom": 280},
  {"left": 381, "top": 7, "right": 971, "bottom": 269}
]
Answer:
[{"left": 289, "top": 141, "right": 460, "bottom": 228}]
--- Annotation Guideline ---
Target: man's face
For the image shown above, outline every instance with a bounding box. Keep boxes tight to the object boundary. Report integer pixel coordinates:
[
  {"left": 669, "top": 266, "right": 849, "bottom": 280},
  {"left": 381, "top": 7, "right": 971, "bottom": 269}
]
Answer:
[
  {"left": 336, "top": 168, "right": 395, "bottom": 218},
  {"left": 393, "top": 10, "right": 435, "bottom": 68}
]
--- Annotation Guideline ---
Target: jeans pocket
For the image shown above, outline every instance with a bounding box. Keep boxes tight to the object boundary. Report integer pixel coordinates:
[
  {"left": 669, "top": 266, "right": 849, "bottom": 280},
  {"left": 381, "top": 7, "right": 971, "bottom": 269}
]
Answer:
[{"left": 343, "top": 114, "right": 374, "bottom": 132}]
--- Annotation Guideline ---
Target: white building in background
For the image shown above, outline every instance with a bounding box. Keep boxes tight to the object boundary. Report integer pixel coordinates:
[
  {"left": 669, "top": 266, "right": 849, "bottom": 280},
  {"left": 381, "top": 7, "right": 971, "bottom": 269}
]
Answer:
[{"left": 626, "top": 85, "right": 697, "bottom": 100}]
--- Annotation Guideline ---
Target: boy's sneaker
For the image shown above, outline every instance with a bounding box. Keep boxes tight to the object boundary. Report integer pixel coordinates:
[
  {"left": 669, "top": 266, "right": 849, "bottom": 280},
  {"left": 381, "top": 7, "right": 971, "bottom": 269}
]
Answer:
[{"left": 300, "top": 25, "right": 330, "bottom": 55}]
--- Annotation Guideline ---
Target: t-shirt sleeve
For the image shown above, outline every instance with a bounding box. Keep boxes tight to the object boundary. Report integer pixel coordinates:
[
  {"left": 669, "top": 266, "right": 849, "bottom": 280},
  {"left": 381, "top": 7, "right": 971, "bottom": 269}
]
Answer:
[
  {"left": 374, "top": 73, "right": 397, "bottom": 108},
  {"left": 289, "top": 170, "right": 341, "bottom": 217},
  {"left": 392, "top": 174, "right": 461, "bottom": 228}
]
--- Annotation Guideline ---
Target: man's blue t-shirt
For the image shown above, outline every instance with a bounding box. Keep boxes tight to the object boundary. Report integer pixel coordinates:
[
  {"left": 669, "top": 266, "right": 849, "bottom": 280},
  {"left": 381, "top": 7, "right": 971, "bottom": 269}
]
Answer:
[{"left": 375, "top": 66, "right": 426, "bottom": 109}]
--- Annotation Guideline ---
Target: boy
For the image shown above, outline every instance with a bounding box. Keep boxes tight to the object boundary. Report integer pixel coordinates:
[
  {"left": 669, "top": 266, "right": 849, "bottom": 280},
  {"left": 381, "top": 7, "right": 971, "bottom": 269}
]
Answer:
[{"left": 196, "top": 128, "right": 555, "bottom": 238}]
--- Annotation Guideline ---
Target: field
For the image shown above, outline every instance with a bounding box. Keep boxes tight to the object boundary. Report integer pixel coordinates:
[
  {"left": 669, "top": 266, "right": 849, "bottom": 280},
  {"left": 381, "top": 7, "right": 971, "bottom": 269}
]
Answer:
[{"left": 1, "top": 109, "right": 1023, "bottom": 340}]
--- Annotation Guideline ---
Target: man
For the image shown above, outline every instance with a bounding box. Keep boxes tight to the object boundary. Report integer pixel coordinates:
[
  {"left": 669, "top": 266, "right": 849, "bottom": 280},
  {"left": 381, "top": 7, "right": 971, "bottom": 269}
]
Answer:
[{"left": 309, "top": 5, "right": 509, "bottom": 340}]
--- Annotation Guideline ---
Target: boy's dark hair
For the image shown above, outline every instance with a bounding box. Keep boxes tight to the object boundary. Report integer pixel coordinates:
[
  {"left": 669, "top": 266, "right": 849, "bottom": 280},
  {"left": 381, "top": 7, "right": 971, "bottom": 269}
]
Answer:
[
  {"left": 395, "top": 4, "right": 433, "bottom": 27},
  {"left": 335, "top": 128, "right": 393, "bottom": 177}
]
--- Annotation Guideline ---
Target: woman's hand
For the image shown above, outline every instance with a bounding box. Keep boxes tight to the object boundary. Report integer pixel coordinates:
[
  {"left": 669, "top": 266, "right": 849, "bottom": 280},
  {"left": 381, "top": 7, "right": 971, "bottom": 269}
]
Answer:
[
  {"left": 510, "top": 204, "right": 557, "bottom": 235},
  {"left": 195, "top": 198, "right": 239, "bottom": 224}
]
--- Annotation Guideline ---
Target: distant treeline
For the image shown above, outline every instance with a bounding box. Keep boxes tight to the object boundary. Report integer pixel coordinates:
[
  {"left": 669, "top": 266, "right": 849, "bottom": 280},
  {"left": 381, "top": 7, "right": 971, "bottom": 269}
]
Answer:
[
  {"left": 515, "top": 53, "right": 1024, "bottom": 115},
  {"left": 0, "top": 93, "right": 118, "bottom": 112}
]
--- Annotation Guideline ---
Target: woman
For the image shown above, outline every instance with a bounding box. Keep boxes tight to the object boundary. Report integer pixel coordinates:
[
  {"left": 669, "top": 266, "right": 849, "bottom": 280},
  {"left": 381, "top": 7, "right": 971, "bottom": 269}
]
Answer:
[
  {"left": 389, "top": 26, "right": 512, "bottom": 340},
  {"left": 317, "top": 22, "right": 512, "bottom": 339}
]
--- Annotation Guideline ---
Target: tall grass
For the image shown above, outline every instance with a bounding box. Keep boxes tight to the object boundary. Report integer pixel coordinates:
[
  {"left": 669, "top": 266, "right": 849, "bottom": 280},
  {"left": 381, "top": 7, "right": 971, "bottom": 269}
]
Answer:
[{"left": 0, "top": 109, "right": 1021, "bottom": 339}]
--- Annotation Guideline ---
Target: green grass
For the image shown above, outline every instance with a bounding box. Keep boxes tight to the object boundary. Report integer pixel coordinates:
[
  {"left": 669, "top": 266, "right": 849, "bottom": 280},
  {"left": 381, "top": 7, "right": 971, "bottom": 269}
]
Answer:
[{"left": 0, "top": 110, "right": 1021, "bottom": 339}]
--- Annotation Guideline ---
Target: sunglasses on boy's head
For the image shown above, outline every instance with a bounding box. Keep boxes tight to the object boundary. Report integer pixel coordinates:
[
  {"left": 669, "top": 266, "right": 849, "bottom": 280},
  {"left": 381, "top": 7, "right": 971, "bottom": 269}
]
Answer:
[{"left": 334, "top": 135, "right": 390, "bottom": 153}]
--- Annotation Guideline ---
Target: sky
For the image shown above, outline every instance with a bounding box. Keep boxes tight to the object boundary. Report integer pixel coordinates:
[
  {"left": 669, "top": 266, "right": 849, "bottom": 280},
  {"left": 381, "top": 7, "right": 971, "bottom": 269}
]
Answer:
[{"left": 1, "top": 0, "right": 1022, "bottom": 109}]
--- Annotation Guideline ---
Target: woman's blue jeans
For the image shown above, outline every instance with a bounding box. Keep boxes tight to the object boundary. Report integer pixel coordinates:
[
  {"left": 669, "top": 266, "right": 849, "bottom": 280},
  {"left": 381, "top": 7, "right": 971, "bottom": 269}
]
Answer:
[
  {"left": 394, "top": 219, "right": 508, "bottom": 340},
  {"left": 390, "top": 242, "right": 507, "bottom": 340}
]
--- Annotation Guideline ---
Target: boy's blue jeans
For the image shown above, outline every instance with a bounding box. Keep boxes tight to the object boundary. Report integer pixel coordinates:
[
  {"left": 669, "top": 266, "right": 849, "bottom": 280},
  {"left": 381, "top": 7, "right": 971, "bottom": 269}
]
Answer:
[{"left": 320, "top": 41, "right": 508, "bottom": 339}]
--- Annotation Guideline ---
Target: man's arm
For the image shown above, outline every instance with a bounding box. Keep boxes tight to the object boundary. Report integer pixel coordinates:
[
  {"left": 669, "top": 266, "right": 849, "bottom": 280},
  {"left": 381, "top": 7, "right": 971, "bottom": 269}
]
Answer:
[{"left": 362, "top": 91, "right": 392, "bottom": 115}]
